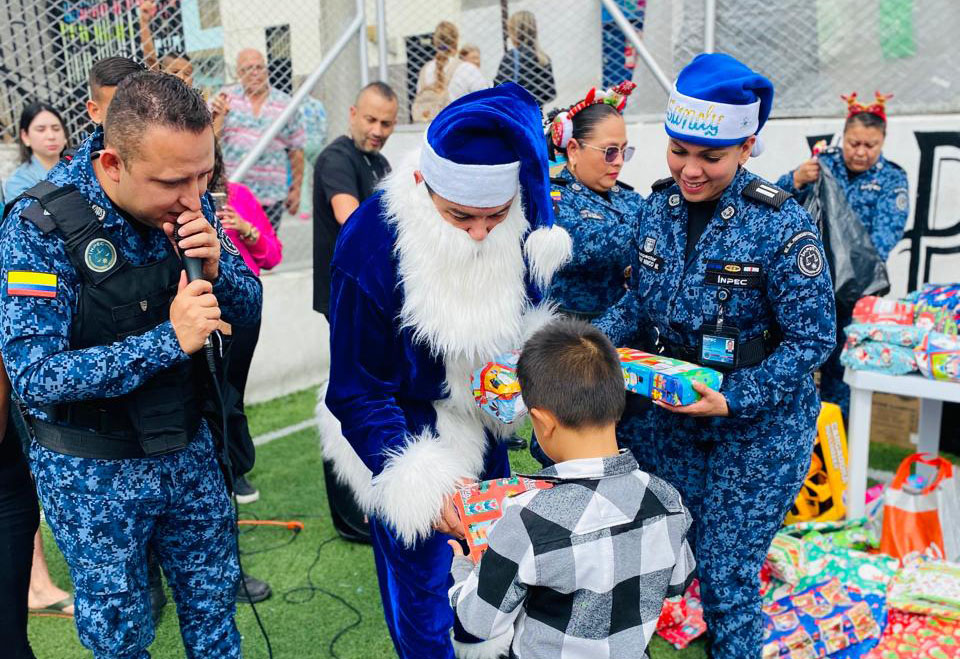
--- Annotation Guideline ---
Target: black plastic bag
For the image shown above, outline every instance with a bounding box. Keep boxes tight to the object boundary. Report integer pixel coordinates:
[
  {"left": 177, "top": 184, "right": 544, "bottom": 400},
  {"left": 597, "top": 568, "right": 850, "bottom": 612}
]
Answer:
[{"left": 803, "top": 163, "right": 890, "bottom": 314}]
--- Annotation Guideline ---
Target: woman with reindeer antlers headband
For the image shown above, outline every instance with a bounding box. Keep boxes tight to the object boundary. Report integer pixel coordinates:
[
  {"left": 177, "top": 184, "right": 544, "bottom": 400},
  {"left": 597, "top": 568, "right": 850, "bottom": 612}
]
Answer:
[{"left": 778, "top": 92, "right": 910, "bottom": 418}]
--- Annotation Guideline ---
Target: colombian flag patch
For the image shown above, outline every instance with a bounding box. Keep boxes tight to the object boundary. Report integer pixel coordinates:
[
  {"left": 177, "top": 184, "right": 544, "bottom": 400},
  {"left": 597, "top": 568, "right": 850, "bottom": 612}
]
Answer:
[{"left": 7, "top": 271, "right": 57, "bottom": 298}]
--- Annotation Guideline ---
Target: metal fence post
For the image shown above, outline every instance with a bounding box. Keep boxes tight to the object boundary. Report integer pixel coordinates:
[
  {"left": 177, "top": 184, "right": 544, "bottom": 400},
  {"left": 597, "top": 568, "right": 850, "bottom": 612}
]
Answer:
[
  {"left": 357, "top": 0, "right": 370, "bottom": 87},
  {"left": 704, "top": 0, "right": 716, "bottom": 53},
  {"left": 598, "top": 0, "right": 672, "bottom": 93},
  {"left": 376, "top": 0, "right": 388, "bottom": 82}
]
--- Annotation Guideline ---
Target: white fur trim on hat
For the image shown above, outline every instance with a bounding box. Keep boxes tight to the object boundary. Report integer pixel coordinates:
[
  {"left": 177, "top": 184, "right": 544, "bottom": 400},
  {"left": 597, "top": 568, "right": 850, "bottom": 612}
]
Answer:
[
  {"left": 419, "top": 138, "right": 520, "bottom": 207},
  {"left": 666, "top": 84, "right": 760, "bottom": 144},
  {"left": 523, "top": 225, "right": 572, "bottom": 289}
]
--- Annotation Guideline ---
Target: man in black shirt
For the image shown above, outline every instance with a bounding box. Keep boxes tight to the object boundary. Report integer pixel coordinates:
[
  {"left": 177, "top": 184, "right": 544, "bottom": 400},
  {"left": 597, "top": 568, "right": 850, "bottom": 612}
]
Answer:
[{"left": 312, "top": 82, "right": 398, "bottom": 316}]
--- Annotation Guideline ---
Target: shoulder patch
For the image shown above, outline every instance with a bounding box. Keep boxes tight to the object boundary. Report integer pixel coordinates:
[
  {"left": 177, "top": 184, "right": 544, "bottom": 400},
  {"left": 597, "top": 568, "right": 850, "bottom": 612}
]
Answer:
[
  {"left": 651, "top": 176, "right": 675, "bottom": 193},
  {"left": 7, "top": 270, "right": 57, "bottom": 298},
  {"left": 796, "top": 244, "right": 825, "bottom": 278},
  {"left": 743, "top": 179, "right": 792, "bottom": 210},
  {"left": 20, "top": 202, "right": 57, "bottom": 234},
  {"left": 781, "top": 230, "right": 819, "bottom": 256}
]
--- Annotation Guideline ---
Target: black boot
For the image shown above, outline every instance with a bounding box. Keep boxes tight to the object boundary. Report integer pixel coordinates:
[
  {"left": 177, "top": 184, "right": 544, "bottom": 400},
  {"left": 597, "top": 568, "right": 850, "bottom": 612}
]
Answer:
[{"left": 236, "top": 572, "right": 272, "bottom": 604}]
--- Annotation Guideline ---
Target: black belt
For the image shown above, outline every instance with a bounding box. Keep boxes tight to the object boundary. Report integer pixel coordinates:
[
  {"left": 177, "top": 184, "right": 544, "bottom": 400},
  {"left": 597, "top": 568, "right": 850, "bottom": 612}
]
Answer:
[
  {"left": 31, "top": 418, "right": 192, "bottom": 460},
  {"left": 660, "top": 330, "right": 779, "bottom": 370}
]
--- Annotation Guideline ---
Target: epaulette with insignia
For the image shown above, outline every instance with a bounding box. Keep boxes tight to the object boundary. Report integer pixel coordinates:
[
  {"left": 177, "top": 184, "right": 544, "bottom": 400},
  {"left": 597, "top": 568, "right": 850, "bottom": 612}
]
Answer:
[
  {"left": 651, "top": 176, "right": 675, "bottom": 193},
  {"left": 20, "top": 202, "right": 57, "bottom": 234},
  {"left": 742, "top": 180, "right": 792, "bottom": 210},
  {"left": 549, "top": 176, "right": 570, "bottom": 186},
  {"left": 615, "top": 180, "right": 635, "bottom": 191}
]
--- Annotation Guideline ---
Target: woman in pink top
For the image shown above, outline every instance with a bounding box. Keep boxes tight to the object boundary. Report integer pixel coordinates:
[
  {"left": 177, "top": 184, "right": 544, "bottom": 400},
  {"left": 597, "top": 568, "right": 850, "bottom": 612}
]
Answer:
[
  {"left": 208, "top": 144, "right": 282, "bottom": 510},
  {"left": 217, "top": 181, "right": 283, "bottom": 276}
]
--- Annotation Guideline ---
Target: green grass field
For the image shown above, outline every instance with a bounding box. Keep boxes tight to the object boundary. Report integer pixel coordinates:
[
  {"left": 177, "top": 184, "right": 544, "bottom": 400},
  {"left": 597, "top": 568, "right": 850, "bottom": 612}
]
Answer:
[{"left": 26, "top": 386, "right": 949, "bottom": 658}]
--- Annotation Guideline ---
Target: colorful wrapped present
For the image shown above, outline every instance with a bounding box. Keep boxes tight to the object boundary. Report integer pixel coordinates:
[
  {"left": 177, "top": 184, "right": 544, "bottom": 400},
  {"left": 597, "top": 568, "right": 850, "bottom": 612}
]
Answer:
[
  {"left": 844, "top": 323, "right": 928, "bottom": 349},
  {"left": 452, "top": 476, "right": 553, "bottom": 563},
  {"left": 617, "top": 348, "right": 723, "bottom": 406},
  {"left": 471, "top": 351, "right": 526, "bottom": 423},
  {"left": 852, "top": 296, "right": 915, "bottom": 326},
  {"left": 887, "top": 560, "right": 960, "bottom": 621},
  {"left": 914, "top": 331, "right": 960, "bottom": 383},
  {"left": 864, "top": 609, "right": 960, "bottom": 659},
  {"left": 656, "top": 579, "right": 707, "bottom": 650},
  {"left": 762, "top": 579, "right": 882, "bottom": 659},
  {"left": 840, "top": 341, "right": 916, "bottom": 375}
]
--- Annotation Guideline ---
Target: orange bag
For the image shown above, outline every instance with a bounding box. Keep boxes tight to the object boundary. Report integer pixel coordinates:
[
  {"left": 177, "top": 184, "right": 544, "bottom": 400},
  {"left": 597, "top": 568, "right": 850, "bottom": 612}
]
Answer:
[{"left": 881, "top": 453, "right": 960, "bottom": 563}]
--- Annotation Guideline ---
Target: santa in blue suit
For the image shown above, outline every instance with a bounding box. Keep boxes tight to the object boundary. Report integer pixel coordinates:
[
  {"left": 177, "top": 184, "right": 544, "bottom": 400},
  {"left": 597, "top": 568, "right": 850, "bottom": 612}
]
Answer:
[{"left": 317, "top": 83, "right": 572, "bottom": 658}]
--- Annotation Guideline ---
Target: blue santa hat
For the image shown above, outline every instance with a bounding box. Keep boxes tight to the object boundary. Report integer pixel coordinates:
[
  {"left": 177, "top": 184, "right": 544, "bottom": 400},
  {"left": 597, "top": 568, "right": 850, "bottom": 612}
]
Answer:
[
  {"left": 419, "top": 82, "right": 570, "bottom": 285},
  {"left": 665, "top": 53, "right": 774, "bottom": 156}
]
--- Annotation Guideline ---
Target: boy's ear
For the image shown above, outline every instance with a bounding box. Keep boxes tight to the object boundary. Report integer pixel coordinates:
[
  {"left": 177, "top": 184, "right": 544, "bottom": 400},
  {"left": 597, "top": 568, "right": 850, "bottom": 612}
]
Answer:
[
  {"left": 86, "top": 99, "right": 101, "bottom": 124},
  {"left": 529, "top": 407, "right": 558, "bottom": 440}
]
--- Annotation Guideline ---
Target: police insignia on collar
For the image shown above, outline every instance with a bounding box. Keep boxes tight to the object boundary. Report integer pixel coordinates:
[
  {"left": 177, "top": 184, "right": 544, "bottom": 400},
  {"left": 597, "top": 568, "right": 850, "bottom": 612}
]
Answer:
[
  {"left": 796, "top": 244, "right": 824, "bottom": 278},
  {"left": 571, "top": 183, "right": 583, "bottom": 192},
  {"left": 668, "top": 194, "right": 681, "bottom": 207},
  {"left": 84, "top": 238, "right": 118, "bottom": 273},
  {"left": 720, "top": 205, "right": 735, "bottom": 220},
  {"left": 91, "top": 204, "right": 106, "bottom": 221}
]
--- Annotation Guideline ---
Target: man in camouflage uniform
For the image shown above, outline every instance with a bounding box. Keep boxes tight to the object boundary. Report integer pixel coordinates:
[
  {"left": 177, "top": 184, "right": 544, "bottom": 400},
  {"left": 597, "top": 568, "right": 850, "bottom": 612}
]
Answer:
[
  {"left": 0, "top": 73, "right": 261, "bottom": 658},
  {"left": 597, "top": 54, "right": 837, "bottom": 658}
]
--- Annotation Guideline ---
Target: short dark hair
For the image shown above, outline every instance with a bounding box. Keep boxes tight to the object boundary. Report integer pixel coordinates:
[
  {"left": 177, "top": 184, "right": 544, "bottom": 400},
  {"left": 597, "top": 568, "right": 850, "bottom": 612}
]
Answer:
[
  {"left": 517, "top": 318, "right": 625, "bottom": 429},
  {"left": 355, "top": 81, "right": 398, "bottom": 105},
  {"left": 17, "top": 101, "right": 69, "bottom": 164},
  {"left": 845, "top": 111, "right": 887, "bottom": 135},
  {"left": 104, "top": 72, "right": 211, "bottom": 162},
  {"left": 88, "top": 56, "right": 146, "bottom": 97}
]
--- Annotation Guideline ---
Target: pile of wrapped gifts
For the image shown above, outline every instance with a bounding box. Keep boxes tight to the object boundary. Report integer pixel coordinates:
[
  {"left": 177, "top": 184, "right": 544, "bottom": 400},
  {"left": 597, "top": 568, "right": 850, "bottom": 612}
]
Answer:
[{"left": 841, "top": 284, "right": 960, "bottom": 382}]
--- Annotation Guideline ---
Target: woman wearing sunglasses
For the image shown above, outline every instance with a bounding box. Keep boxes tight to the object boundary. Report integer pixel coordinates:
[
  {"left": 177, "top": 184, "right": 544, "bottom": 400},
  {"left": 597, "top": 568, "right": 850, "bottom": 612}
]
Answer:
[
  {"left": 544, "top": 81, "right": 641, "bottom": 321},
  {"left": 596, "top": 54, "right": 836, "bottom": 658}
]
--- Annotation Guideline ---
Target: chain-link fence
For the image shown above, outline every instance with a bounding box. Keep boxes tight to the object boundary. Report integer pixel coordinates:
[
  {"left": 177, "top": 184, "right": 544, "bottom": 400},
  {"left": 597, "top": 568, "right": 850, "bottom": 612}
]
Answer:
[{"left": 1, "top": 0, "right": 958, "bottom": 272}]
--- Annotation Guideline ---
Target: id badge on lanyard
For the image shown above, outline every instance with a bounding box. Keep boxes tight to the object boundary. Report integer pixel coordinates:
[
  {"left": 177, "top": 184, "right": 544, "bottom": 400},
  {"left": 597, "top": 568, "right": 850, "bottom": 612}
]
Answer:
[{"left": 699, "top": 287, "right": 740, "bottom": 369}]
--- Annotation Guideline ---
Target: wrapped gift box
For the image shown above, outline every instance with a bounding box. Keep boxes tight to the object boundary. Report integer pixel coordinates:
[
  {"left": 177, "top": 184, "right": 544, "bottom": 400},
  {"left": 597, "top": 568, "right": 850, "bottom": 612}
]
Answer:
[{"left": 617, "top": 348, "right": 723, "bottom": 407}]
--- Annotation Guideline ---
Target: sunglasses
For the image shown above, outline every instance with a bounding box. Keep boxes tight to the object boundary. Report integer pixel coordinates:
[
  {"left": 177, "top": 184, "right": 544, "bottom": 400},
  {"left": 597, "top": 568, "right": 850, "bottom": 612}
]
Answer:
[{"left": 578, "top": 141, "right": 635, "bottom": 164}]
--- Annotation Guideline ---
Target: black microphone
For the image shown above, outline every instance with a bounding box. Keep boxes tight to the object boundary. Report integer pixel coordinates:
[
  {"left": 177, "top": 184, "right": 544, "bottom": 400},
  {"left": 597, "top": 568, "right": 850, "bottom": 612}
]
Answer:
[
  {"left": 175, "top": 224, "right": 205, "bottom": 283},
  {"left": 174, "top": 224, "right": 217, "bottom": 362}
]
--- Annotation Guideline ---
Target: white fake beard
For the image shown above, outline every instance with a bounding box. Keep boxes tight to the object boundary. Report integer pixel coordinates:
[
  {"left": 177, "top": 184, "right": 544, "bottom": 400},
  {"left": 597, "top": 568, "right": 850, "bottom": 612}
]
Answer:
[{"left": 385, "top": 179, "right": 530, "bottom": 366}]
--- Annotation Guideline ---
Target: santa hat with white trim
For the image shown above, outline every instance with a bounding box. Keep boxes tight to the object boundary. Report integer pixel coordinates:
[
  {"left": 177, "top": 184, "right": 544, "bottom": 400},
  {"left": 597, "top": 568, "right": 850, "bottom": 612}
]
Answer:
[
  {"left": 665, "top": 53, "right": 774, "bottom": 157},
  {"left": 419, "top": 82, "right": 571, "bottom": 287}
]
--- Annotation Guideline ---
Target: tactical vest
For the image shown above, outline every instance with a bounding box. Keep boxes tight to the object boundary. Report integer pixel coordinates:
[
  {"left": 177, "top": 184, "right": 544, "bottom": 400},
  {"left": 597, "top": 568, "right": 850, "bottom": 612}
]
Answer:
[{"left": 12, "top": 181, "right": 204, "bottom": 459}]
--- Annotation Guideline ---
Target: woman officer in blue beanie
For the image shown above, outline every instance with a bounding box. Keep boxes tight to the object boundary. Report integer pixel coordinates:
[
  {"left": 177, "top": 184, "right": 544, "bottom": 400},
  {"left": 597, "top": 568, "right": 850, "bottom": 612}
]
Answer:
[{"left": 597, "top": 53, "right": 837, "bottom": 657}]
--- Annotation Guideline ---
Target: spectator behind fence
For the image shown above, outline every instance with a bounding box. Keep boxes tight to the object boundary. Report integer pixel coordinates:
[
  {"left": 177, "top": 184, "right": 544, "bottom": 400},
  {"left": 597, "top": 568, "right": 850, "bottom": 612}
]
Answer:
[
  {"left": 312, "top": 82, "right": 397, "bottom": 544},
  {"left": 412, "top": 21, "right": 488, "bottom": 122},
  {"left": 85, "top": 56, "right": 146, "bottom": 125},
  {"left": 4, "top": 102, "right": 69, "bottom": 200},
  {"left": 214, "top": 48, "right": 306, "bottom": 231},
  {"left": 459, "top": 43, "right": 481, "bottom": 68},
  {"left": 494, "top": 11, "right": 556, "bottom": 109},
  {"left": 138, "top": 0, "right": 194, "bottom": 86},
  {"left": 449, "top": 319, "right": 695, "bottom": 659}
]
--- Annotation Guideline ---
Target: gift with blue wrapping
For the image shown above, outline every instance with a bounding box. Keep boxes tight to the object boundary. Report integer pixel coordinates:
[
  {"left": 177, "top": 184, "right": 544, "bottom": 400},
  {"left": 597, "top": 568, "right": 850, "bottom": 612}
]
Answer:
[{"left": 617, "top": 348, "right": 724, "bottom": 406}]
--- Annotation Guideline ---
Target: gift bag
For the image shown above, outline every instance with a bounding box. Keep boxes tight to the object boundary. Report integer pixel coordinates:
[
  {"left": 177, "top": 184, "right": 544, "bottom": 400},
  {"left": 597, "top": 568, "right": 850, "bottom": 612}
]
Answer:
[{"left": 881, "top": 453, "right": 960, "bottom": 563}]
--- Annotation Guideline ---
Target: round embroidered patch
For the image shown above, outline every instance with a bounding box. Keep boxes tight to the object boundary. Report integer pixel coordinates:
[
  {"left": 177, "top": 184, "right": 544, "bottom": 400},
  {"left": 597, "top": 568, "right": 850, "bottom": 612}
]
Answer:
[
  {"left": 220, "top": 233, "right": 240, "bottom": 256},
  {"left": 720, "top": 205, "right": 735, "bottom": 220},
  {"left": 896, "top": 192, "right": 908, "bottom": 212},
  {"left": 84, "top": 238, "right": 117, "bottom": 273},
  {"left": 797, "top": 244, "right": 824, "bottom": 278},
  {"left": 669, "top": 194, "right": 681, "bottom": 207}
]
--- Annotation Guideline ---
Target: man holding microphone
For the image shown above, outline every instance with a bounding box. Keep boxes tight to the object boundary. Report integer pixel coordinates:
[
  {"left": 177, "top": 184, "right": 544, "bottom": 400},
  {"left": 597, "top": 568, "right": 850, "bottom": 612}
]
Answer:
[{"left": 0, "top": 72, "right": 261, "bottom": 658}]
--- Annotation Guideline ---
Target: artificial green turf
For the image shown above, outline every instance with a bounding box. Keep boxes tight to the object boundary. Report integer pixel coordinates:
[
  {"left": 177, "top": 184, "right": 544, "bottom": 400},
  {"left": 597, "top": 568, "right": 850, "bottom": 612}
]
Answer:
[{"left": 27, "top": 387, "right": 945, "bottom": 658}]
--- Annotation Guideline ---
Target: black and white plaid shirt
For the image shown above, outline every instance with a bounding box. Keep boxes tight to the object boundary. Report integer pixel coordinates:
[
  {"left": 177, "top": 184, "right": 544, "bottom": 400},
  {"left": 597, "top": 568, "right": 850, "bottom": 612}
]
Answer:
[{"left": 449, "top": 451, "right": 695, "bottom": 659}]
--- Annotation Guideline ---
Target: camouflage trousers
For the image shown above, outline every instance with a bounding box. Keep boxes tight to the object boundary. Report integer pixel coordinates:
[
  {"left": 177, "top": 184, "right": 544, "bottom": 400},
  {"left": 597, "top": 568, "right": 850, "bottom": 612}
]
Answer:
[{"left": 30, "top": 428, "right": 241, "bottom": 659}]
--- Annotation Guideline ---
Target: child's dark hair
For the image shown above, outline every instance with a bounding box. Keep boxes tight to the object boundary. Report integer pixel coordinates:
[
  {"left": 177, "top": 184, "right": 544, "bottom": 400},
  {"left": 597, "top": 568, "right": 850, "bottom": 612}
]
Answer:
[
  {"left": 517, "top": 318, "right": 625, "bottom": 428},
  {"left": 845, "top": 111, "right": 886, "bottom": 136},
  {"left": 88, "top": 56, "right": 146, "bottom": 97},
  {"left": 546, "top": 102, "right": 621, "bottom": 160},
  {"left": 17, "top": 102, "right": 68, "bottom": 164}
]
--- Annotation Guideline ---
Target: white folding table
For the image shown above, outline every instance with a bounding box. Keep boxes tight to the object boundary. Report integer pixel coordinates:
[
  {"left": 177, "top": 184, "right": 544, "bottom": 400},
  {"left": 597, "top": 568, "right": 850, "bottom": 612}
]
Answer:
[{"left": 843, "top": 369, "right": 960, "bottom": 519}]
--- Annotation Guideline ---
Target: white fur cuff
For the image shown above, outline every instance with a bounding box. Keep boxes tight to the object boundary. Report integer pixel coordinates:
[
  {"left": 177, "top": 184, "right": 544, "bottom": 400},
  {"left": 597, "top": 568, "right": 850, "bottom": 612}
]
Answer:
[
  {"left": 524, "top": 225, "right": 572, "bottom": 289},
  {"left": 371, "top": 433, "right": 475, "bottom": 547},
  {"left": 452, "top": 630, "right": 514, "bottom": 659}
]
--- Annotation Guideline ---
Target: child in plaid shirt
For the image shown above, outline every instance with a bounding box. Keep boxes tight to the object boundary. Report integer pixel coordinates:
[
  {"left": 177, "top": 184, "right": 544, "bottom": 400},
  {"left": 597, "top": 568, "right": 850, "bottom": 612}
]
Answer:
[{"left": 448, "top": 319, "right": 696, "bottom": 658}]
